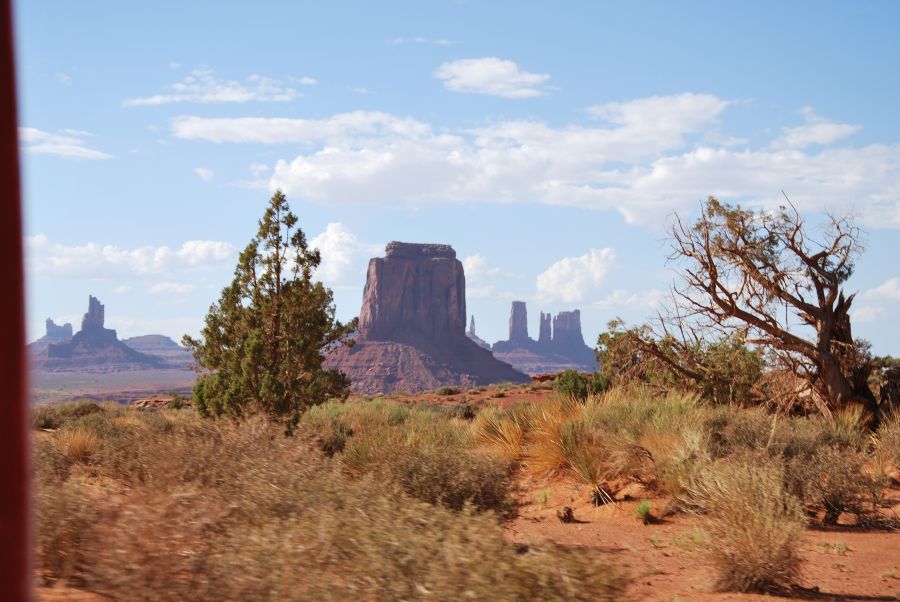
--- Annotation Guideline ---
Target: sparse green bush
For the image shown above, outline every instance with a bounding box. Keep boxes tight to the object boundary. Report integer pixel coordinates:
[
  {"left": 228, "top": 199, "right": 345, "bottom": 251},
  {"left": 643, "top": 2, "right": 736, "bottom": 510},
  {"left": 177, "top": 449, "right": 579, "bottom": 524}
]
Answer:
[
  {"left": 681, "top": 461, "right": 806, "bottom": 592},
  {"left": 435, "top": 386, "right": 462, "bottom": 396},
  {"left": 32, "top": 400, "right": 104, "bottom": 430},
  {"left": 554, "top": 369, "right": 608, "bottom": 401}
]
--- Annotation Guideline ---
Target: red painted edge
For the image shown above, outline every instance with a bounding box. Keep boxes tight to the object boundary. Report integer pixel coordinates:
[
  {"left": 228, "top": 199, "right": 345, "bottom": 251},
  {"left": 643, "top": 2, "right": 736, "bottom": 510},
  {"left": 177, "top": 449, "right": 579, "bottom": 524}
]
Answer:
[{"left": 0, "top": 0, "right": 32, "bottom": 598}]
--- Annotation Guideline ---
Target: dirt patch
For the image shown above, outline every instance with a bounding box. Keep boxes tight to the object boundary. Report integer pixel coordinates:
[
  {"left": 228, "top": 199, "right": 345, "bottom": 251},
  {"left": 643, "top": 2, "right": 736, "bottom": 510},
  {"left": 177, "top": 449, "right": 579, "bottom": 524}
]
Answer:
[{"left": 508, "top": 477, "right": 900, "bottom": 601}]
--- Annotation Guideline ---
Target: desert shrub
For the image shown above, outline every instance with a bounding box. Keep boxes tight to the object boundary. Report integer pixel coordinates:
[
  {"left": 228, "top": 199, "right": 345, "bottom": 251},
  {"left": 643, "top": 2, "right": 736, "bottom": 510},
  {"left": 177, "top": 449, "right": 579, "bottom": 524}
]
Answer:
[
  {"left": 387, "top": 446, "right": 514, "bottom": 513},
  {"left": 32, "top": 400, "right": 104, "bottom": 430},
  {"left": 34, "top": 479, "right": 102, "bottom": 584},
  {"left": 596, "top": 319, "right": 763, "bottom": 406},
  {"left": 473, "top": 405, "right": 524, "bottom": 459},
  {"left": 681, "top": 461, "right": 806, "bottom": 592},
  {"left": 554, "top": 369, "right": 608, "bottom": 401},
  {"left": 435, "top": 386, "right": 461, "bottom": 396},
  {"left": 707, "top": 407, "right": 879, "bottom": 523},
  {"left": 783, "top": 446, "right": 880, "bottom": 525},
  {"left": 318, "top": 418, "right": 354, "bottom": 457},
  {"left": 35, "top": 412, "right": 627, "bottom": 600},
  {"left": 55, "top": 427, "right": 100, "bottom": 464},
  {"left": 875, "top": 409, "right": 900, "bottom": 467}
]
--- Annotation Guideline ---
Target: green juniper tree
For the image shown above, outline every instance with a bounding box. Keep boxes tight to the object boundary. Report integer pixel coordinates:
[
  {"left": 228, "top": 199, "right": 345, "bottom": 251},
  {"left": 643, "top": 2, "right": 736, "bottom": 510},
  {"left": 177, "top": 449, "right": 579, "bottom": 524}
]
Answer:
[{"left": 184, "top": 190, "right": 356, "bottom": 432}]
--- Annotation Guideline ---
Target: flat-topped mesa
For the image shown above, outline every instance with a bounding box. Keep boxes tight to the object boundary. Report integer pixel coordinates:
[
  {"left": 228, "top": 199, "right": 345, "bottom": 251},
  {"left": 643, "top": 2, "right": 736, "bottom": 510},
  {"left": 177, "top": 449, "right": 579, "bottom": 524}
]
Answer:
[
  {"left": 538, "top": 312, "right": 552, "bottom": 345},
  {"left": 359, "top": 242, "right": 466, "bottom": 343},
  {"left": 384, "top": 241, "right": 456, "bottom": 260},
  {"left": 509, "top": 301, "right": 530, "bottom": 343},
  {"left": 327, "top": 241, "right": 529, "bottom": 393},
  {"left": 45, "top": 318, "right": 73, "bottom": 340}
]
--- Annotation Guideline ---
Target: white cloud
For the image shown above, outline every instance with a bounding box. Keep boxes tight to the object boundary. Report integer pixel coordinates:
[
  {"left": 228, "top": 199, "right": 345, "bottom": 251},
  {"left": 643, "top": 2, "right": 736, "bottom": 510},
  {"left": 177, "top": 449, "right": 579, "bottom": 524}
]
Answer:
[
  {"left": 852, "top": 305, "right": 886, "bottom": 324},
  {"left": 861, "top": 277, "right": 900, "bottom": 301},
  {"left": 194, "top": 167, "right": 215, "bottom": 182},
  {"left": 150, "top": 282, "right": 196, "bottom": 295},
  {"left": 169, "top": 62, "right": 181, "bottom": 69},
  {"left": 352, "top": 87, "right": 374, "bottom": 95},
  {"left": 849, "top": 277, "right": 900, "bottom": 325},
  {"left": 55, "top": 73, "right": 72, "bottom": 86},
  {"left": 536, "top": 248, "right": 616, "bottom": 303},
  {"left": 771, "top": 107, "right": 860, "bottom": 149},
  {"left": 171, "top": 97, "right": 900, "bottom": 230},
  {"left": 586, "top": 93, "right": 728, "bottom": 138},
  {"left": 593, "top": 288, "right": 665, "bottom": 311},
  {"left": 250, "top": 163, "right": 269, "bottom": 175},
  {"left": 19, "top": 127, "right": 112, "bottom": 160},
  {"left": 123, "top": 68, "right": 301, "bottom": 106},
  {"left": 292, "top": 76, "right": 317, "bottom": 86},
  {"left": 462, "top": 254, "right": 502, "bottom": 298},
  {"left": 25, "top": 234, "right": 236, "bottom": 278},
  {"left": 434, "top": 57, "right": 550, "bottom": 98},
  {"left": 309, "top": 223, "right": 381, "bottom": 285}
]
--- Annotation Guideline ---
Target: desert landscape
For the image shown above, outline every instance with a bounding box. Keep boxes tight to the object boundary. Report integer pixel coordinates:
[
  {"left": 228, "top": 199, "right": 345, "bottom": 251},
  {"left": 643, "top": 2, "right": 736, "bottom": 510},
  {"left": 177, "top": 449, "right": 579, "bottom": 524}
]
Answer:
[{"left": 16, "top": 2, "right": 900, "bottom": 600}]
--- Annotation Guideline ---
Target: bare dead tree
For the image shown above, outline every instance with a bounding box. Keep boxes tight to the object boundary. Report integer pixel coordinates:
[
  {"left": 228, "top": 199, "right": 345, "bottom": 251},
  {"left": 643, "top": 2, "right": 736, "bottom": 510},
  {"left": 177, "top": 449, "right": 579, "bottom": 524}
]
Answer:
[{"left": 662, "top": 196, "right": 876, "bottom": 419}]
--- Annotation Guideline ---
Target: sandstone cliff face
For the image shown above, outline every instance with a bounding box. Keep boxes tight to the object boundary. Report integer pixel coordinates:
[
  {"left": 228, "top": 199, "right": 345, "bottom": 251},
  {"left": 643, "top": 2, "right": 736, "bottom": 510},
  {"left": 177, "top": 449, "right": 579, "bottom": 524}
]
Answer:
[
  {"left": 358, "top": 242, "right": 465, "bottom": 344},
  {"left": 492, "top": 302, "right": 597, "bottom": 375},
  {"left": 327, "top": 242, "right": 528, "bottom": 394}
]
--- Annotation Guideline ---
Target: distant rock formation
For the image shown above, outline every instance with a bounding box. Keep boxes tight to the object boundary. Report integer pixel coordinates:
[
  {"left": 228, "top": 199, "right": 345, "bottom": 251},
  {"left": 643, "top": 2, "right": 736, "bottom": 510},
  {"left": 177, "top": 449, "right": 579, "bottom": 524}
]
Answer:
[
  {"left": 32, "top": 296, "right": 167, "bottom": 373},
  {"left": 492, "top": 302, "right": 597, "bottom": 375},
  {"left": 326, "top": 242, "right": 529, "bottom": 394},
  {"left": 538, "top": 312, "right": 551, "bottom": 345},
  {"left": 27, "top": 318, "right": 74, "bottom": 355},
  {"left": 46, "top": 318, "right": 73, "bottom": 340},
  {"left": 509, "top": 301, "right": 529, "bottom": 343},
  {"left": 466, "top": 316, "right": 491, "bottom": 350},
  {"left": 123, "top": 335, "right": 194, "bottom": 369}
]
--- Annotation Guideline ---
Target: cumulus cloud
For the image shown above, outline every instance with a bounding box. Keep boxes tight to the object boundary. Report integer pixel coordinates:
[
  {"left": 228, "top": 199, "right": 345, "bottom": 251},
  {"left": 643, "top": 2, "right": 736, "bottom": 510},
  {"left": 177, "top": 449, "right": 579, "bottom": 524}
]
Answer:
[
  {"left": 171, "top": 96, "right": 900, "bottom": 230},
  {"left": 593, "top": 288, "right": 666, "bottom": 311},
  {"left": 434, "top": 57, "right": 550, "bottom": 98},
  {"left": 19, "top": 127, "right": 112, "bottom": 160},
  {"left": 123, "top": 68, "right": 301, "bottom": 106},
  {"left": 861, "top": 277, "right": 900, "bottom": 301},
  {"left": 292, "top": 76, "right": 318, "bottom": 86},
  {"left": 25, "top": 234, "right": 236, "bottom": 278},
  {"left": 250, "top": 163, "right": 269, "bottom": 175},
  {"left": 309, "top": 223, "right": 381, "bottom": 285},
  {"left": 771, "top": 107, "right": 861, "bottom": 149},
  {"left": 194, "top": 167, "right": 215, "bottom": 182},
  {"left": 536, "top": 248, "right": 616, "bottom": 303},
  {"left": 849, "top": 277, "right": 900, "bottom": 324},
  {"left": 462, "top": 254, "right": 502, "bottom": 298}
]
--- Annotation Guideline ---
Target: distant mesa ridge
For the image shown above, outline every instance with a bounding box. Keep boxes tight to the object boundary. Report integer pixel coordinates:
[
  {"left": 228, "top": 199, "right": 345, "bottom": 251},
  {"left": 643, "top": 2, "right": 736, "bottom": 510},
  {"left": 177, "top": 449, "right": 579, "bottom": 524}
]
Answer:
[
  {"left": 327, "top": 241, "right": 529, "bottom": 394},
  {"left": 492, "top": 302, "right": 597, "bottom": 375},
  {"left": 30, "top": 295, "right": 177, "bottom": 373}
]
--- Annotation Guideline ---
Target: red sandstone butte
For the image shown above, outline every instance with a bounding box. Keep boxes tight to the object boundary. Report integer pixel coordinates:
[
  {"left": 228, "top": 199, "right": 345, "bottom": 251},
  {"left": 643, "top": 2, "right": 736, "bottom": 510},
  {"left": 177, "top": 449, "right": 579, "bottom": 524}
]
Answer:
[{"left": 326, "top": 242, "right": 529, "bottom": 394}]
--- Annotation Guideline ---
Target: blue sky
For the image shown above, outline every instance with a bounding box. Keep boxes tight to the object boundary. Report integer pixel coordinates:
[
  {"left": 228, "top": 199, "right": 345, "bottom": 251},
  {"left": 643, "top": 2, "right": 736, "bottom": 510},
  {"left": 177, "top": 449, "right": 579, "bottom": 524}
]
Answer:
[{"left": 14, "top": 1, "right": 900, "bottom": 354}]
